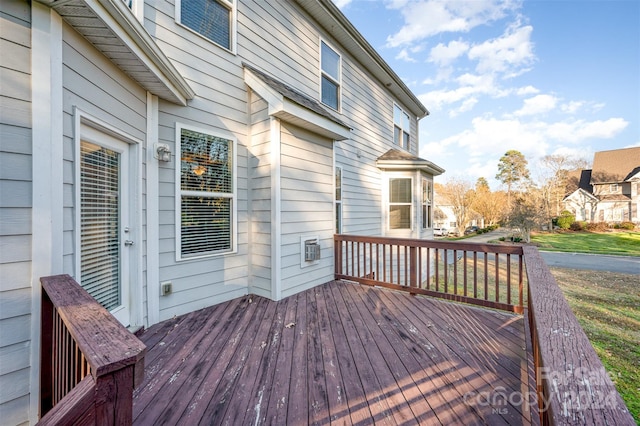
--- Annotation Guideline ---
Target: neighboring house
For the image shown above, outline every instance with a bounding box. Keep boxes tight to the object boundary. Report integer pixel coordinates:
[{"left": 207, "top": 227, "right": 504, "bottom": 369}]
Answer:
[
  {"left": 433, "top": 191, "right": 457, "bottom": 231},
  {"left": 563, "top": 147, "right": 640, "bottom": 223},
  {"left": 0, "top": 0, "right": 444, "bottom": 423},
  {"left": 563, "top": 169, "right": 598, "bottom": 222}
]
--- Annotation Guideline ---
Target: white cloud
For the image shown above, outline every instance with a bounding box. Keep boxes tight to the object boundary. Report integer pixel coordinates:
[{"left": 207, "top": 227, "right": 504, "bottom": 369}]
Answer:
[
  {"left": 419, "top": 73, "right": 499, "bottom": 111},
  {"left": 386, "top": 0, "right": 521, "bottom": 47},
  {"left": 514, "top": 94, "right": 558, "bottom": 116},
  {"left": 395, "top": 44, "right": 426, "bottom": 62},
  {"left": 332, "top": 0, "right": 353, "bottom": 9},
  {"left": 546, "top": 118, "right": 628, "bottom": 143},
  {"left": 560, "top": 101, "right": 584, "bottom": 114},
  {"left": 515, "top": 86, "right": 539, "bottom": 96},
  {"left": 396, "top": 48, "right": 417, "bottom": 62},
  {"left": 428, "top": 39, "right": 470, "bottom": 66},
  {"left": 467, "top": 23, "right": 535, "bottom": 76},
  {"left": 455, "top": 117, "right": 549, "bottom": 159},
  {"left": 449, "top": 97, "right": 479, "bottom": 117}
]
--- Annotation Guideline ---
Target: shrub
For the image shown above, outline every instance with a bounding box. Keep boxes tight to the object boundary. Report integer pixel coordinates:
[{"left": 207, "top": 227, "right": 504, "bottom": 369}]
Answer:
[
  {"left": 556, "top": 211, "right": 575, "bottom": 230},
  {"left": 570, "top": 221, "right": 587, "bottom": 231},
  {"left": 616, "top": 221, "right": 636, "bottom": 230},
  {"left": 587, "top": 222, "right": 609, "bottom": 232}
]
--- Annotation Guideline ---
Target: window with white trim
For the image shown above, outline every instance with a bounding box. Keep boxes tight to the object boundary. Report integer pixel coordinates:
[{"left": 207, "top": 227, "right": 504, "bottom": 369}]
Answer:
[
  {"left": 320, "top": 41, "right": 341, "bottom": 110},
  {"left": 422, "top": 178, "right": 432, "bottom": 229},
  {"left": 610, "top": 183, "right": 619, "bottom": 192},
  {"left": 389, "top": 178, "right": 412, "bottom": 229},
  {"left": 176, "top": 0, "right": 235, "bottom": 51},
  {"left": 335, "top": 166, "right": 342, "bottom": 234},
  {"left": 393, "top": 104, "right": 410, "bottom": 149},
  {"left": 176, "top": 124, "right": 236, "bottom": 259}
]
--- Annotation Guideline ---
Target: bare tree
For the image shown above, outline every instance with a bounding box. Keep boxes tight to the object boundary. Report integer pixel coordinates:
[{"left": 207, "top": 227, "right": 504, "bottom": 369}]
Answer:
[
  {"left": 435, "top": 178, "right": 475, "bottom": 235},
  {"left": 508, "top": 188, "right": 547, "bottom": 242},
  {"left": 540, "top": 154, "right": 590, "bottom": 217}
]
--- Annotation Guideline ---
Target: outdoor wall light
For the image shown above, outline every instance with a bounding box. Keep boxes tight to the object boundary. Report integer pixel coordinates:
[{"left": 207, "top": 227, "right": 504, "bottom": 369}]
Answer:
[{"left": 155, "top": 143, "right": 172, "bottom": 162}]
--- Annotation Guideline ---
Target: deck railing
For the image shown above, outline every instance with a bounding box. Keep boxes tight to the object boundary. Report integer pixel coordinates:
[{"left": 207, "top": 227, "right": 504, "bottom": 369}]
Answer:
[
  {"left": 334, "top": 234, "right": 525, "bottom": 313},
  {"left": 39, "top": 275, "right": 146, "bottom": 425},
  {"left": 522, "top": 246, "right": 634, "bottom": 425},
  {"left": 334, "top": 234, "right": 635, "bottom": 425}
]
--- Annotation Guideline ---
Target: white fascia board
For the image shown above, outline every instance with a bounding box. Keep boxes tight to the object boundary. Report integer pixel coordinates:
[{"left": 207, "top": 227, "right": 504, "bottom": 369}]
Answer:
[
  {"left": 244, "top": 67, "right": 350, "bottom": 141},
  {"left": 564, "top": 188, "right": 598, "bottom": 202},
  {"left": 377, "top": 161, "right": 445, "bottom": 176},
  {"left": 92, "top": 0, "right": 195, "bottom": 104},
  {"left": 274, "top": 99, "right": 351, "bottom": 141},
  {"left": 244, "top": 67, "right": 284, "bottom": 111}
]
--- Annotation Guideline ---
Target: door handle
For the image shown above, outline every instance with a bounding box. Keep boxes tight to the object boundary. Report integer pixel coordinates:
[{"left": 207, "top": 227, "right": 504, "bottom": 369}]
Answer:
[{"left": 124, "top": 240, "right": 134, "bottom": 246}]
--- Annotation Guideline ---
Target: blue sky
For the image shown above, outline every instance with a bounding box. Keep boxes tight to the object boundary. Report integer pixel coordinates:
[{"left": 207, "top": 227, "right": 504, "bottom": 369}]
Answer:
[{"left": 334, "top": 0, "right": 640, "bottom": 188}]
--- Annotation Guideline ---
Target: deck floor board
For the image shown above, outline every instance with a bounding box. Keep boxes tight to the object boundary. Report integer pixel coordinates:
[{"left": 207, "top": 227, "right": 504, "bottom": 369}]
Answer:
[{"left": 133, "top": 281, "right": 536, "bottom": 425}]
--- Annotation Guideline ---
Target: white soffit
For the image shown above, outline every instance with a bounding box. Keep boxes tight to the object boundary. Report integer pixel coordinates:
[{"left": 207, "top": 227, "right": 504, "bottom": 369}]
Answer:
[{"left": 37, "top": 0, "right": 194, "bottom": 106}]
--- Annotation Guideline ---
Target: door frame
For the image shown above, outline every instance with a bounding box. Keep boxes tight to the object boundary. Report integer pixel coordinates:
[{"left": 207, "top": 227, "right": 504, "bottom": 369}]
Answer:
[{"left": 73, "top": 108, "right": 143, "bottom": 327}]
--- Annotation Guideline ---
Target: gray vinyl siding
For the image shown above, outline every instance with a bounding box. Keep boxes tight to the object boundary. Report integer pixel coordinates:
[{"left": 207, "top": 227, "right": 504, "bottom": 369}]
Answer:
[
  {"left": 240, "top": 0, "right": 417, "bottom": 237},
  {"left": 61, "top": 23, "right": 149, "bottom": 323},
  {"left": 0, "top": 1, "right": 31, "bottom": 423},
  {"left": 148, "top": 1, "right": 251, "bottom": 320},
  {"left": 279, "top": 124, "right": 334, "bottom": 297},
  {"left": 248, "top": 92, "right": 272, "bottom": 298},
  {"left": 143, "top": 0, "right": 419, "bottom": 306}
]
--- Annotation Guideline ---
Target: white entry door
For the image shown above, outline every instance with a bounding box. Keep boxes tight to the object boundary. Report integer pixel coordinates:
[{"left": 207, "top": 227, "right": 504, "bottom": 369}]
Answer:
[{"left": 79, "top": 129, "right": 134, "bottom": 326}]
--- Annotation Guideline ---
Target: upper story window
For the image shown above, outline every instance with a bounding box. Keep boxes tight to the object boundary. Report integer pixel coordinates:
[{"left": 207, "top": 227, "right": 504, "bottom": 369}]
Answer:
[
  {"left": 176, "top": 123, "right": 237, "bottom": 260},
  {"left": 393, "top": 104, "right": 410, "bottom": 149},
  {"left": 389, "top": 178, "right": 412, "bottom": 229},
  {"left": 321, "top": 41, "right": 341, "bottom": 110},
  {"left": 610, "top": 183, "right": 619, "bottom": 192},
  {"left": 177, "top": 0, "right": 235, "bottom": 51}
]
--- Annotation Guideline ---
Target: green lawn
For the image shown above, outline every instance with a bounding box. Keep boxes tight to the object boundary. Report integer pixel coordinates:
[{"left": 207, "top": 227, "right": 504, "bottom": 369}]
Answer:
[
  {"left": 531, "top": 231, "right": 640, "bottom": 256},
  {"left": 551, "top": 268, "right": 640, "bottom": 424}
]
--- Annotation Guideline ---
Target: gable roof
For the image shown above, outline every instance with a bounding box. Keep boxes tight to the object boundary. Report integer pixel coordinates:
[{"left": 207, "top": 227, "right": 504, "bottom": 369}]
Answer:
[
  {"left": 590, "top": 147, "right": 640, "bottom": 184},
  {"left": 243, "top": 63, "right": 351, "bottom": 141},
  {"left": 565, "top": 169, "right": 593, "bottom": 196},
  {"left": 376, "top": 149, "right": 445, "bottom": 175},
  {"left": 294, "top": 0, "right": 428, "bottom": 119}
]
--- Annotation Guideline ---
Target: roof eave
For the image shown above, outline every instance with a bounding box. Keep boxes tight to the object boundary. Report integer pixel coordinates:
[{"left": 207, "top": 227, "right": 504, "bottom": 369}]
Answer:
[
  {"left": 295, "top": 0, "right": 428, "bottom": 119},
  {"left": 244, "top": 67, "right": 351, "bottom": 141},
  {"left": 36, "top": 0, "right": 195, "bottom": 105},
  {"left": 376, "top": 160, "right": 445, "bottom": 176}
]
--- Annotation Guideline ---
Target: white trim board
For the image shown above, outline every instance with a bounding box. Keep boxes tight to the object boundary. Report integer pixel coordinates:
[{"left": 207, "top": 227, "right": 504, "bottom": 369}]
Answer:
[{"left": 29, "top": 5, "right": 64, "bottom": 423}]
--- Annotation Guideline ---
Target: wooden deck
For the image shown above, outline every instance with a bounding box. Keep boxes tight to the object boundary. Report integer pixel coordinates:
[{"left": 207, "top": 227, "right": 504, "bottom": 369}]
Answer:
[{"left": 133, "top": 280, "right": 536, "bottom": 425}]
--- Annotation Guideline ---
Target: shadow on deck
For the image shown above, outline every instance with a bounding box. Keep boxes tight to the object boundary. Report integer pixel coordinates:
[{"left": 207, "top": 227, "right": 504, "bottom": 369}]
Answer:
[{"left": 132, "top": 280, "right": 536, "bottom": 425}]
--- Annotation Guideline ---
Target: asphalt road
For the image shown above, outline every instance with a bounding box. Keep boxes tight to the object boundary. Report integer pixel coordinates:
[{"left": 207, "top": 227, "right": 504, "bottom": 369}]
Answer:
[
  {"left": 539, "top": 251, "right": 640, "bottom": 275},
  {"left": 453, "top": 229, "right": 640, "bottom": 275}
]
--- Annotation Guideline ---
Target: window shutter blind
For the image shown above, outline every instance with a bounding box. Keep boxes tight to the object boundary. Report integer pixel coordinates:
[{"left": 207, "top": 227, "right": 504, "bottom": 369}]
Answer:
[
  {"left": 179, "top": 127, "right": 234, "bottom": 257},
  {"left": 181, "top": 0, "right": 231, "bottom": 49},
  {"left": 80, "top": 142, "right": 121, "bottom": 311}
]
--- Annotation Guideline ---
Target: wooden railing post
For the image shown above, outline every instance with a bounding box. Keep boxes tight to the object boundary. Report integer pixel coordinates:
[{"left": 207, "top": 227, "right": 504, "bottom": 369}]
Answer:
[
  {"left": 334, "top": 235, "right": 342, "bottom": 277},
  {"left": 409, "top": 245, "right": 417, "bottom": 294},
  {"left": 38, "top": 274, "right": 146, "bottom": 425},
  {"left": 40, "top": 289, "right": 54, "bottom": 416}
]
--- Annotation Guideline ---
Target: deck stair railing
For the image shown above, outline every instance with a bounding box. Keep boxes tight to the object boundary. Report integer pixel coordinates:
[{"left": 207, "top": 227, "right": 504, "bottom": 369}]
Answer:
[
  {"left": 334, "top": 234, "right": 525, "bottom": 313},
  {"left": 38, "top": 274, "right": 146, "bottom": 425}
]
